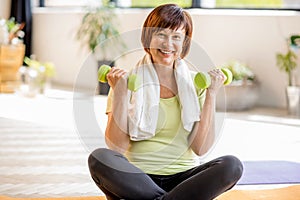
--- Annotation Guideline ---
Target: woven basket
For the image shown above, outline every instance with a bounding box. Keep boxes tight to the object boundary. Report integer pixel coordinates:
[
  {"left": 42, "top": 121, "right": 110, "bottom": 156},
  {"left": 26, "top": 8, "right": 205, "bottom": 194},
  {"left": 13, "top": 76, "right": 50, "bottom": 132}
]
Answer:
[
  {"left": 0, "top": 44, "right": 25, "bottom": 92},
  {"left": 0, "top": 44, "right": 25, "bottom": 81}
]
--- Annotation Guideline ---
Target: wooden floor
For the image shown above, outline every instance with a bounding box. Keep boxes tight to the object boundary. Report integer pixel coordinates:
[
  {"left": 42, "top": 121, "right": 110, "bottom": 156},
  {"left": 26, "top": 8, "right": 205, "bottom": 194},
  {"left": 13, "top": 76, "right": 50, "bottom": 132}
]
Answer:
[
  {"left": 0, "top": 91, "right": 300, "bottom": 198},
  {"left": 0, "top": 117, "right": 104, "bottom": 198}
]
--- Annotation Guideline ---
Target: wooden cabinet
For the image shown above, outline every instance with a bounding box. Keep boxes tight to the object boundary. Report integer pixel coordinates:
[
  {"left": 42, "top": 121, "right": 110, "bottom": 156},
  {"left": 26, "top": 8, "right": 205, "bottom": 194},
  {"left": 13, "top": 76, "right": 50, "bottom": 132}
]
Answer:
[{"left": 0, "top": 44, "right": 25, "bottom": 92}]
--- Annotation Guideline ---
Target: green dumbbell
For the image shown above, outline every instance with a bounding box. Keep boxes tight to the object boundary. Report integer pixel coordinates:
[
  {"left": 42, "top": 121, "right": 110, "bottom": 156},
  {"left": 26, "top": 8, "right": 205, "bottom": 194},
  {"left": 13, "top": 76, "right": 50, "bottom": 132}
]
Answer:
[
  {"left": 98, "top": 65, "right": 140, "bottom": 92},
  {"left": 194, "top": 68, "right": 233, "bottom": 90}
]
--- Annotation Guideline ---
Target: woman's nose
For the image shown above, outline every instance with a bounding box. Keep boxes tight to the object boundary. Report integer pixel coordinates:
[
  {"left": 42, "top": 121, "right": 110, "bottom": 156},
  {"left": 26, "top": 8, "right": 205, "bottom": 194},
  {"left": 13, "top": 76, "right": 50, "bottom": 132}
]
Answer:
[{"left": 162, "top": 36, "right": 173, "bottom": 48}]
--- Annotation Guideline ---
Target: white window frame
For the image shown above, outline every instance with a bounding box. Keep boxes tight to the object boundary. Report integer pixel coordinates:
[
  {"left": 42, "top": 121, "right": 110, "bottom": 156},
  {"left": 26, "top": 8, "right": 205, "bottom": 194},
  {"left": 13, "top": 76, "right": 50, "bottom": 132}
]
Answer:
[
  {"left": 200, "top": 0, "right": 300, "bottom": 10},
  {"left": 32, "top": 0, "right": 300, "bottom": 10},
  {"left": 32, "top": 0, "right": 102, "bottom": 7}
]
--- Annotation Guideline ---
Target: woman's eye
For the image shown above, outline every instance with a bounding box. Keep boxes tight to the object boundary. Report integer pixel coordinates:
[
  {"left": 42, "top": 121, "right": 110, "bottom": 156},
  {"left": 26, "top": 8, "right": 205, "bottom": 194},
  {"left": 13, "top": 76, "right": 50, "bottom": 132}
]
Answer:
[
  {"left": 157, "top": 33, "right": 166, "bottom": 38},
  {"left": 173, "top": 35, "right": 182, "bottom": 40}
]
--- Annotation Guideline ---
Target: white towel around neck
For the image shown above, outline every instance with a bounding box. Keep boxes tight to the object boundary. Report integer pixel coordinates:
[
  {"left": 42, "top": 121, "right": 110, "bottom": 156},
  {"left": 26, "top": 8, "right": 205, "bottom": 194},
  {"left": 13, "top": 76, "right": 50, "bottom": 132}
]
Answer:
[{"left": 127, "top": 54, "right": 200, "bottom": 141}]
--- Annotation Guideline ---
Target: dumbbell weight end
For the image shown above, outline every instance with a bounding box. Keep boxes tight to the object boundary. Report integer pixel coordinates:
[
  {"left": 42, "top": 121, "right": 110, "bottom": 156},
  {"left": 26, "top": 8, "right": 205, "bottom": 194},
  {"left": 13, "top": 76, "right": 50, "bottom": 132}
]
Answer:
[
  {"left": 98, "top": 65, "right": 140, "bottom": 92},
  {"left": 98, "top": 64, "right": 111, "bottom": 83}
]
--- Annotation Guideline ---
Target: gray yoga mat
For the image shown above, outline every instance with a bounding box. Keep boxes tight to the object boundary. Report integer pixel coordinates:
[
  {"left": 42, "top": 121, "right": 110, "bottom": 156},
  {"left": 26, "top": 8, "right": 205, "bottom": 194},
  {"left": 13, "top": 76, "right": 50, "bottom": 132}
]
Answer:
[{"left": 237, "top": 160, "right": 300, "bottom": 185}]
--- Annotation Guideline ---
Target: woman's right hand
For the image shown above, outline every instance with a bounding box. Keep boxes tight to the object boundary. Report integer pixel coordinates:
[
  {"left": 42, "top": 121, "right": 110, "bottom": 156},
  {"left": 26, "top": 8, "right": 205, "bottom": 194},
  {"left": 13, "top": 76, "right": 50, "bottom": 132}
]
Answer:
[
  {"left": 106, "top": 67, "right": 128, "bottom": 90},
  {"left": 207, "top": 68, "right": 226, "bottom": 96}
]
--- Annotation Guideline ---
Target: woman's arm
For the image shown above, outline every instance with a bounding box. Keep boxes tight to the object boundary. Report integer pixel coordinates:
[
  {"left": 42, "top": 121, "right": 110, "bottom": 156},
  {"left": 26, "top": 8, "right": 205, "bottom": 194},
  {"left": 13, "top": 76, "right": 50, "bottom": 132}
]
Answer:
[
  {"left": 105, "top": 112, "right": 130, "bottom": 154},
  {"left": 105, "top": 67, "right": 130, "bottom": 154},
  {"left": 189, "top": 69, "right": 225, "bottom": 156}
]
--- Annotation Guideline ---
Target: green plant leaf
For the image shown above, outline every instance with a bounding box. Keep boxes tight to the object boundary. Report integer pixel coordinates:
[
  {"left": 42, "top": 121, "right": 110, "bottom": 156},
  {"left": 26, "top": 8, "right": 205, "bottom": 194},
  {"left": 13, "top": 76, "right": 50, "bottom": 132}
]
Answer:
[
  {"left": 222, "top": 60, "right": 255, "bottom": 81},
  {"left": 76, "top": 6, "right": 127, "bottom": 59},
  {"left": 276, "top": 47, "right": 298, "bottom": 86}
]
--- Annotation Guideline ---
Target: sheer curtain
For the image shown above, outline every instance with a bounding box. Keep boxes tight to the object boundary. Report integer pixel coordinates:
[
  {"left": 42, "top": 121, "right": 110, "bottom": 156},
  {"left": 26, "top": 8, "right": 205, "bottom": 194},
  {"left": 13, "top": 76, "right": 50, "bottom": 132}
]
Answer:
[{"left": 10, "top": 0, "right": 32, "bottom": 57}]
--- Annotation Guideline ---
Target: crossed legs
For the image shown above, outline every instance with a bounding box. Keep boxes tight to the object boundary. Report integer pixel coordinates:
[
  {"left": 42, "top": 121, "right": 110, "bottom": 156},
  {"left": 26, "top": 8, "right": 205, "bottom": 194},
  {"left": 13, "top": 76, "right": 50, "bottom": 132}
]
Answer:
[{"left": 88, "top": 148, "right": 243, "bottom": 200}]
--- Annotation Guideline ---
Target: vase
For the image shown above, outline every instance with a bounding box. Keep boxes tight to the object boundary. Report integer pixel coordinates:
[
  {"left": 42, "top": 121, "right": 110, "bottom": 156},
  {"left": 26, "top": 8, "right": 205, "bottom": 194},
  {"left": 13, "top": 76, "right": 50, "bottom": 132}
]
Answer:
[
  {"left": 17, "top": 66, "right": 39, "bottom": 97},
  {"left": 286, "top": 86, "right": 300, "bottom": 117},
  {"left": 17, "top": 66, "right": 51, "bottom": 97}
]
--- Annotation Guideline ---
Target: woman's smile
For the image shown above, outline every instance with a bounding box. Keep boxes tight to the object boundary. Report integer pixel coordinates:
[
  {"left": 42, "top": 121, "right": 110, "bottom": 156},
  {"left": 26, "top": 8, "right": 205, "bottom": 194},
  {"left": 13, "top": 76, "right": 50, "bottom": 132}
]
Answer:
[
  {"left": 160, "top": 49, "right": 173, "bottom": 54},
  {"left": 149, "top": 28, "right": 185, "bottom": 68},
  {"left": 158, "top": 49, "right": 175, "bottom": 58}
]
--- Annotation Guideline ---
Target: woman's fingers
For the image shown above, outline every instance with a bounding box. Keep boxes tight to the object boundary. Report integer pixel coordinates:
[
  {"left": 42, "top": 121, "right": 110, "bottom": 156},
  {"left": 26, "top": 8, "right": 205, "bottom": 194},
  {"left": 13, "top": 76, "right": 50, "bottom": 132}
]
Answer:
[
  {"left": 207, "top": 69, "right": 226, "bottom": 91},
  {"left": 107, "top": 67, "right": 128, "bottom": 89},
  {"left": 208, "top": 69, "right": 226, "bottom": 83},
  {"left": 107, "top": 68, "right": 127, "bottom": 79}
]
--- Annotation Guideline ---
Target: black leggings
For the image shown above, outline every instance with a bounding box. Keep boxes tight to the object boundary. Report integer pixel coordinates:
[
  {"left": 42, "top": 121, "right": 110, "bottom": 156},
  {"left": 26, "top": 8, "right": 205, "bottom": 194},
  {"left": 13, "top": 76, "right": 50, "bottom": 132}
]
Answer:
[{"left": 88, "top": 148, "right": 243, "bottom": 200}]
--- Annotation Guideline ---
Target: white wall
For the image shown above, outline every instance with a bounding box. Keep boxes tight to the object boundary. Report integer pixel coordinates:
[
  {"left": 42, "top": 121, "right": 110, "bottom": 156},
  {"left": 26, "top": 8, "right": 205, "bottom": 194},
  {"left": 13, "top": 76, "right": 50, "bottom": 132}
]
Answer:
[
  {"left": 191, "top": 11, "right": 300, "bottom": 108},
  {"left": 31, "top": 8, "right": 300, "bottom": 108},
  {"left": 0, "top": 0, "right": 11, "bottom": 19},
  {"left": 32, "top": 9, "right": 149, "bottom": 90}
]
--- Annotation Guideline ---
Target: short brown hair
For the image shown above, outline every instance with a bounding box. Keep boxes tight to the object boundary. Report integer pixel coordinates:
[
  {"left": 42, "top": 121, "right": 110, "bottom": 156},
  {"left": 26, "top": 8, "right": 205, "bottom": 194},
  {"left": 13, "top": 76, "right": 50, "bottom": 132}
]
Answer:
[{"left": 141, "top": 4, "right": 193, "bottom": 58}]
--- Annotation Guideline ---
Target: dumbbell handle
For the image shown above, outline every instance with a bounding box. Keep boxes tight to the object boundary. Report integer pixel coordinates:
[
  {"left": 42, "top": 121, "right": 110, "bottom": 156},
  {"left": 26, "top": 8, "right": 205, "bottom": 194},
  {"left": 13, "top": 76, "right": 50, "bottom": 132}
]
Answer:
[
  {"left": 98, "top": 65, "right": 139, "bottom": 92},
  {"left": 194, "top": 68, "right": 232, "bottom": 90}
]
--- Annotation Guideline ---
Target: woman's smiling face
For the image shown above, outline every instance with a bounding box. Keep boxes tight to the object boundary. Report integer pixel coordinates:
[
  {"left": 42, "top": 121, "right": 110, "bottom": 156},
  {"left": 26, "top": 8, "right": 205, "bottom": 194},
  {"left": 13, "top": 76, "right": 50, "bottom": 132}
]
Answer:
[{"left": 149, "top": 27, "right": 185, "bottom": 68}]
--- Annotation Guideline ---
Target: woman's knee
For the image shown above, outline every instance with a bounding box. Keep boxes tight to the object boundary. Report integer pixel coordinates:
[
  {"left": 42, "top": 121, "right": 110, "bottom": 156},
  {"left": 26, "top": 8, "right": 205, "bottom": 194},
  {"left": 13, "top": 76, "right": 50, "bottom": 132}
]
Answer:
[
  {"left": 220, "top": 155, "right": 243, "bottom": 183},
  {"left": 88, "top": 148, "right": 117, "bottom": 175}
]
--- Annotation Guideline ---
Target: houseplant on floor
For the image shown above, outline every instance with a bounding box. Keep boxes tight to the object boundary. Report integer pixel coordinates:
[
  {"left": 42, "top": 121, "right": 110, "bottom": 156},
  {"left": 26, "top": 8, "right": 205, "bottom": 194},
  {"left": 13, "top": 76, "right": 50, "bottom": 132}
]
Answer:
[
  {"left": 217, "top": 60, "right": 259, "bottom": 111},
  {"left": 276, "top": 35, "right": 299, "bottom": 116},
  {"left": 77, "top": 1, "right": 126, "bottom": 95}
]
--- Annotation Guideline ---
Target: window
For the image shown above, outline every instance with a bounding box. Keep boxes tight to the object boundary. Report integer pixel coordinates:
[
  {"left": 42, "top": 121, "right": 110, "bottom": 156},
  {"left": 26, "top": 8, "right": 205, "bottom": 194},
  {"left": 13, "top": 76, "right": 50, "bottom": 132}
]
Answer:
[
  {"left": 202, "top": 0, "right": 300, "bottom": 10},
  {"left": 35, "top": 0, "right": 300, "bottom": 10},
  {"left": 35, "top": 0, "right": 101, "bottom": 7},
  {"left": 35, "top": 0, "right": 192, "bottom": 8},
  {"left": 131, "top": 0, "right": 192, "bottom": 8},
  {"left": 130, "top": 0, "right": 300, "bottom": 10}
]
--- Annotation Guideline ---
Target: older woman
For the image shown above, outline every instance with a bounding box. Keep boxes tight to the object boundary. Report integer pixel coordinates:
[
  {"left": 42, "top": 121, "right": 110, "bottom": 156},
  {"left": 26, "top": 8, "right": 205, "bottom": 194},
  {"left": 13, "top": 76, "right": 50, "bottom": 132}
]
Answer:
[{"left": 88, "top": 4, "right": 243, "bottom": 200}]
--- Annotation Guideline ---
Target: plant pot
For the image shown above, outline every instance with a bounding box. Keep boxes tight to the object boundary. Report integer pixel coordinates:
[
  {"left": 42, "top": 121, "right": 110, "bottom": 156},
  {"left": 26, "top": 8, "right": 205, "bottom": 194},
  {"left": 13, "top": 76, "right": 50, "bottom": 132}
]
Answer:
[
  {"left": 286, "top": 86, "right": 300, "bottom": 117},
  {"left": 217, "top": 80, "right": 259, "bottom": 111},
  {"left": 97, "top": 60, "right": 114, "bottom": 95},
  {"left": 282, "top": 0, "right": 300, "bottom": 8}
]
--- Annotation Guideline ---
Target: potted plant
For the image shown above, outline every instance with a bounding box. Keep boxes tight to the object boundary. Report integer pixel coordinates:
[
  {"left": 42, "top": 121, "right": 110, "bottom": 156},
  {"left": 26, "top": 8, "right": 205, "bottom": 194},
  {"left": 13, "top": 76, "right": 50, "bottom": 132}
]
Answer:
[
  {"left": 76, "top": 1, "right": 126, "bottom": 95},
  {"left": 276, "top": 35, "right": 299, "bottom": 116},
  {"left": 217, "top": 60, "right": 259, "bottom": 111},
  {"left": 0, "top": 17, "right": 25, "bottom": 45}
]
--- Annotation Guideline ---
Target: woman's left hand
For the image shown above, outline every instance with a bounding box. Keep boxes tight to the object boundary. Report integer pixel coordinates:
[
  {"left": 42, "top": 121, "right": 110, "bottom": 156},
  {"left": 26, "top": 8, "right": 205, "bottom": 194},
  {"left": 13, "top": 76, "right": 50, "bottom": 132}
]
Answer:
[
  {"left": 190, "top": 68, "right": 225, "bottom": 155},
  {"left": 207, "top": 69, "right": 226, "bottom": 95}
]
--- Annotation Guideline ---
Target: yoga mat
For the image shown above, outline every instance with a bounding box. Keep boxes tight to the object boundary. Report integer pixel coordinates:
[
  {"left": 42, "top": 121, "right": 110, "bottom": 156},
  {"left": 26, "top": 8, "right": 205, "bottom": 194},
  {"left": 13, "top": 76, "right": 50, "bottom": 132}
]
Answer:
[
  {"left": 1, "top": 185, "right": 300, "bottom": 200},
  {"left": 238, "top": 160, "right": 300, "bottom": 185}
]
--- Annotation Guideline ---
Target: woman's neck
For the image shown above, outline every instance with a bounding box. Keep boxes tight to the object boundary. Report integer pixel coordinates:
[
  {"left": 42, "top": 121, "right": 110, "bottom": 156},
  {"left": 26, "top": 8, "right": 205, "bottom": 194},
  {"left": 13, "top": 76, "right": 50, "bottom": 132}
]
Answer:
[
  {"left": 154, "top": 63, "right": 174, "bottom": 79},
  {"left": 153, "top": 63, "right": 178, "bottom": 98}
]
